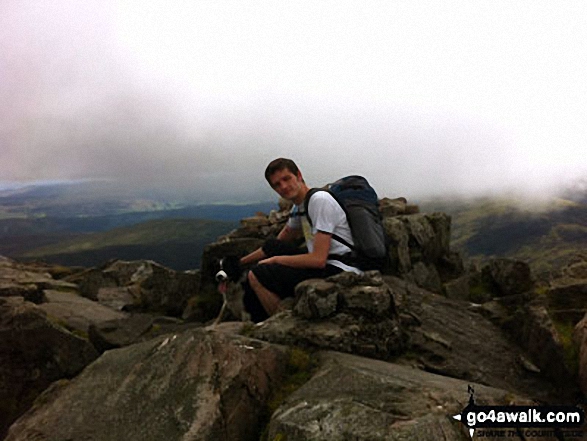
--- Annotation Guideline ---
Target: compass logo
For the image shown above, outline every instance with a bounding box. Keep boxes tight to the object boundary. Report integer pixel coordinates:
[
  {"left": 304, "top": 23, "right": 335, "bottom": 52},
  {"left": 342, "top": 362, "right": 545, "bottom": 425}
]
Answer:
[{"left": 453, "top": 386, "right": 585, "bottom": 439}]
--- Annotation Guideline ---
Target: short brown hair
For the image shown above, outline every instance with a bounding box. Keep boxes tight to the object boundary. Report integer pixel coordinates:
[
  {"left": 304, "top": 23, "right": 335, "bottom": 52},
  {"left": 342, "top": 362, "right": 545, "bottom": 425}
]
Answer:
[{"left": 264, "top": 158, "right": 301, "bottom": 185}]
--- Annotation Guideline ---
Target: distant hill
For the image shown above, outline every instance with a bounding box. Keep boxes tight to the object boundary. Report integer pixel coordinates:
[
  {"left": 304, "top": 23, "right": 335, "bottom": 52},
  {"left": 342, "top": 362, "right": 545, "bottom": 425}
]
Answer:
[
  {"left": 19, "top": 218, "right": 236, "bottom": 270},
  {"left": 0, "top": 181, "right": 276, "bottom": 262},
  {"left": 421, "top": 195, "right": 587, "bottom": 279}
]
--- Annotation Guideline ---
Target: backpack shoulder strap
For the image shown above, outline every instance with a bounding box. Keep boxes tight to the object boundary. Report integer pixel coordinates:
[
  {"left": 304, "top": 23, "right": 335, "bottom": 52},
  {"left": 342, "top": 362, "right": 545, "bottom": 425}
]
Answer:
[{"left": 303, "top": 188, "right": 354, "bottom": 251}]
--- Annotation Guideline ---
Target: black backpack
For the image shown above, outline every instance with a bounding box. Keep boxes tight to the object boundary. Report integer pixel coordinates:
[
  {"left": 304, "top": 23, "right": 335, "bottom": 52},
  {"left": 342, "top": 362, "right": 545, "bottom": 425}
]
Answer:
[{"left": 303, "top": 175, "right": 388, "bottom": 271}]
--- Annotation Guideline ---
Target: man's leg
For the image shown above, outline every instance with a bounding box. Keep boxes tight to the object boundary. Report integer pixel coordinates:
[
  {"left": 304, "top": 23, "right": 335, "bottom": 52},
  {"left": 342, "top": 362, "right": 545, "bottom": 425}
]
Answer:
[
  {"left": 247, "top": 271, "right": 282, "bottom": 316},
  {"left": 247, "top": 263, "right": 342, "bottom": 319}
]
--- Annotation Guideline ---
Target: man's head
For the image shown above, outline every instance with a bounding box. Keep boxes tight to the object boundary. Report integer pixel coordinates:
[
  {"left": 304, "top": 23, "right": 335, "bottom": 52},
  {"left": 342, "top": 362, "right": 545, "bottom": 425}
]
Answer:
[{"left": 264, "top": 158, "right": 308, "bottom": 204}]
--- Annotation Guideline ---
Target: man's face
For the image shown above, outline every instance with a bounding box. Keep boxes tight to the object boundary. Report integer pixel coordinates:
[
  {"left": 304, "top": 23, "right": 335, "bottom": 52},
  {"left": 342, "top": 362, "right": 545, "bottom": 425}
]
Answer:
[{"left": 268, "top": 168, "right": 304, "bottom": 201}]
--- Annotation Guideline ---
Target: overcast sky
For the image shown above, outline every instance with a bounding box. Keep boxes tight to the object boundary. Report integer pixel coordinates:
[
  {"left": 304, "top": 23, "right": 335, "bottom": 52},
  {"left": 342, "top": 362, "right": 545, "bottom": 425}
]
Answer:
[{"left": 1, "top": 1, "right": 586, "bottom": 202}]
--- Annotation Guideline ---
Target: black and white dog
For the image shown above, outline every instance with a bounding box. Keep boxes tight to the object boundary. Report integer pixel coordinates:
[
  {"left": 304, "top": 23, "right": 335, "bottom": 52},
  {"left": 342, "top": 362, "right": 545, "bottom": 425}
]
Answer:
[{"left": 213, "top": 256, "right": 250, "bottom": 325}]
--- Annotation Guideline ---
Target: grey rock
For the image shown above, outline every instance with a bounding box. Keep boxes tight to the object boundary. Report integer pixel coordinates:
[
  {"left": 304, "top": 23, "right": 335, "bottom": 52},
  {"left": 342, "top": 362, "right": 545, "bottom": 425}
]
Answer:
[
  {"left": 68, "top": 260, "right": 200, "bottom": 318},
  {"left": 6, "top": 328, "right": 290, "bottom": 441},
  {"left": 443, "top": 276, "right": 470, "bottom": 301},
  {"left": 88, "top": 313, "right": 156, "bottom": 352},
  {"left": 96, "top": 286, "right": 136, "bottom": 311},
  {"left": 39, "top": 290, "right": 128, "bottom": 334},
  {"left": 382, "top": 217, "right": 411, "bottom": 273},
  {"left": 486, "top": 258, "right": 535, "bottom": 296},
  {"left": 252, "top": 309, "right": 405, "bottom": 361},
  {"left": 341, "top": 284, "right": 391, "bottom": 316},
  {"left": 383, "top": 276, "right": 563, "bottom": 401},
  {"left": 409, "top": 261, "right": 443, "bottom": 293},
  {"left": 294, "top": 279, "right": 339, "bottom": 319},
  {"left": 379, "top": 197, "right": 407, "bottom": 216},
  {"left": 268, "top": 351, "right": 531, "bottom": 441},
  {"left": 0, "top": 297, "right": 99, "bottom": 439}
]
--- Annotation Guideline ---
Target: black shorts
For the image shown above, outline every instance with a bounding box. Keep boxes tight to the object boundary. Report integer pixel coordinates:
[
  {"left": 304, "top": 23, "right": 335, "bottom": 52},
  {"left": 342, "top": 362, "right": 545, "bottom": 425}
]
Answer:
[
  {"left": 251, "top": 263, "right": 342, "bottom": 299},
  {"left": 242, "top": 238, "right": 342, "bottom": 322}
]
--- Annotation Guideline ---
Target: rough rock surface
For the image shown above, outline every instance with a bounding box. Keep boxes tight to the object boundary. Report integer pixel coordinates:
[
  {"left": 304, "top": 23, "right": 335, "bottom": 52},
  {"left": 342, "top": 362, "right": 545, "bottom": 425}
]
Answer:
[
  {"left": 67, "top": 259, "right": 200, "bottom": 317},
  {"left": 6, "top": 328, "right": 290, "bottom": 441},
  {"left": 38, "top": 289, "right": 128, "bottom": 334},
  {"left": 88, "top": 313, "right": 198, "bottom": 353},
  {"left": 251, "top": 271, "right": 406, "bottom": 361},
  {"left": 574, "top": 314, "right": 587, "bottom": 396},
  {"left": 0, "top": 256, "right": 77, "bottom": 304},
  {"left": 0, "top": 296, "right": 99, "bottom": 439},
  {"left": 385, "top": 276, "right": 563, "bottom": 401},
  {"left": 268, "top": 351, "right": 534, "bottom": 441},
  {"left": 485, "top": 258, "right": 535, "bottom": 296}
]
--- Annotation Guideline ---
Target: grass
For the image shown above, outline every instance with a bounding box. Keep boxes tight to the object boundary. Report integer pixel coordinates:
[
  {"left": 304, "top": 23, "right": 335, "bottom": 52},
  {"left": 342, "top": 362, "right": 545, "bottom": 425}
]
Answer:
[
  {"left": 551, "top": 319, "right": 580, "bottom": 376},
  {"left": 259, "top": 347, "right": 318, "bottom": 441}
]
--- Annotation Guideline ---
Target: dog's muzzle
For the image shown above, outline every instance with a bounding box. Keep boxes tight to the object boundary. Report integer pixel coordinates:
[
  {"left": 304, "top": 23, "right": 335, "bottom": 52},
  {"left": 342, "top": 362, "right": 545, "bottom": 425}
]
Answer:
[{"left": 215, "top": 270, "right": 228, "bottom": 282}]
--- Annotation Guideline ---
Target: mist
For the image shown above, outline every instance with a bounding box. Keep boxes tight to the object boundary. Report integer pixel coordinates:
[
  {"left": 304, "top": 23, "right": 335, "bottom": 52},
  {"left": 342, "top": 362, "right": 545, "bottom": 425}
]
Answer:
[{"left": 1, "top": 1, "right": 586, "bottom": 203}]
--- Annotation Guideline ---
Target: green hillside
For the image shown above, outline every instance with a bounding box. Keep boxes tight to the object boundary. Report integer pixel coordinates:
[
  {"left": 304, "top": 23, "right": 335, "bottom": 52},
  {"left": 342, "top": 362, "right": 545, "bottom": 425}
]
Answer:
[
  {"left": 421, "top": 196, "right": 587, "bottom": 279},
  {"left": 20, "top": 218, "right": 236, "bottom": 271}
]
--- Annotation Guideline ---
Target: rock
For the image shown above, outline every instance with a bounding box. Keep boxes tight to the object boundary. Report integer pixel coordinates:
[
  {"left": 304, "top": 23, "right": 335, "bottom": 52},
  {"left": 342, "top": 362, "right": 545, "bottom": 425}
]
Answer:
[
  {"left": 341, "top": 284, "right": 391, "bottom": 316},
  {"left": 240, "top": 216, "right": 270, "bottom": 228},
  {"left": 294, "top": 279, "right": 339, "bottom": 319},
  {"left": 0, "top": 282, "right": 44, "bottom": 303},
  {"left": 39, "top": 290, "right": 128, "bottom": 334},
  {"left": 381, "top": 213, "right": 462, "bottom": 293},
  {"left": 378, "top": 197, "right": 407, "bottom": 216},
  {"left": 253, "top": 273, "right": 405, "bottom": 360},
  {"left": 485, "top": 258, "right": 535, "bottom": 296},
  {"left": 96, "top": 286, "right": 136, "bottom": 311},
  {"left": 574, "top": 313, "right": 587, "bottom": 396},
  {"left": 0, "top": 297, "right": 99, "bottom": 439},
  {"left": 546, "top": 281, "right": 587, "bottom": 325},
  {"left": 383, "top": 276, "right": 563, "bottom": 401},
  {"left": 443, "top": 276, "right": 470, "bottom": 301},
  {"left": 88, "top": 313, "right": 156, "bottom": 352},
  {"left": 253, "top": 310, "right": 406, "bottom": 361},
  {"left": 408, "top": 261, "right": 442, "bottom": 293},
  {"left": 68, "top": 260, "right": 200, "bottom": 318},
  {"left": 6, "top": 328, "right": 289, "bottom": 441},
  {"left": 268, "top": 351, "right": 533, "bottom": 441},
  {"left": 382, "top": 217, "right": 411, "bottom": 273},
  {"left": 88, "top": 314, "right": 195, "bottom": 353},
  {"left": 504, "top": 299, "right": 575, "bottom": 393},
  {"left": 0, "top": 256, "right": 77, "bottom": 303}
]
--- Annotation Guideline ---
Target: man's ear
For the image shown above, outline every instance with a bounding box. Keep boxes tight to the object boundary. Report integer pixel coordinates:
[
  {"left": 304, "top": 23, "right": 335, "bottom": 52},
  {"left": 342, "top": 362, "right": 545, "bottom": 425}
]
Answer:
[{"left": 297, "top": 171, "right": 304, "bottom": 182}]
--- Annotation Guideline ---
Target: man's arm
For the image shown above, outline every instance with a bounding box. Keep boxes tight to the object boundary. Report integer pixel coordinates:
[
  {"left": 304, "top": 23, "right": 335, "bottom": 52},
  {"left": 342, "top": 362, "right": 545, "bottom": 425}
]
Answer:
[
  {"left": 259, "top": 231, "right": 331, "bottom": 269},
  {"left": 240, "top": 224, "right": 303, "bottom": 265}
]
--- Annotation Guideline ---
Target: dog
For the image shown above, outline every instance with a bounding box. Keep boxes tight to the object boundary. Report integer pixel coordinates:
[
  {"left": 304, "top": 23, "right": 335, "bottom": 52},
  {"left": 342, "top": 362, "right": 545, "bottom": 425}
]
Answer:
[{"left": 213, "top": 256, "right": 250, "bottom": 325}]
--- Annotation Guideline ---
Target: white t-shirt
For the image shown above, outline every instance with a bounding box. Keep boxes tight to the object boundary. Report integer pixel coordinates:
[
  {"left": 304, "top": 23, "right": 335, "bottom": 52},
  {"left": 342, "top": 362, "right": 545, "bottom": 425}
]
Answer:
[{"left": 287, "top": 191, "right": 362, "bottom": 274}]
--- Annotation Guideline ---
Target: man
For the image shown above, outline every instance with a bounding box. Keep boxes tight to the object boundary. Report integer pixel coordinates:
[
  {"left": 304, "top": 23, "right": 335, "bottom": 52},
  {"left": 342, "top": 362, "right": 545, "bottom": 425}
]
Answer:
[{"left": 240, "top": 158, "right": 361, "bottom": 322}]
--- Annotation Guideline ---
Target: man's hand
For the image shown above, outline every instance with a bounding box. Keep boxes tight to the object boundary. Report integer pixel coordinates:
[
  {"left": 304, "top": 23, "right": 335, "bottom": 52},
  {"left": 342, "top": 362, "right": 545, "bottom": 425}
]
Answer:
[{"left": 259, "top": 256, "right": 281, "bottom": 265}]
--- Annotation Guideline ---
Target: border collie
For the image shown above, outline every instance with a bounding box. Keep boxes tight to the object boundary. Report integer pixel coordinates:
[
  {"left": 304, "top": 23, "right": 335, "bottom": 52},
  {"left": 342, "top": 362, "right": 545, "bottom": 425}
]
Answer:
[{"left": 213, "top": 256, "right": 250, "bottom": 325}]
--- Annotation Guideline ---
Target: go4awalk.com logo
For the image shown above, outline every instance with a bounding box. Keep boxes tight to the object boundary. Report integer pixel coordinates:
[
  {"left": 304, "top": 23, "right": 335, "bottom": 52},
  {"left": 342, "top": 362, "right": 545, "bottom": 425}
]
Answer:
[{"left": 453, "top": 386, "right": 585, "bottom": 438}]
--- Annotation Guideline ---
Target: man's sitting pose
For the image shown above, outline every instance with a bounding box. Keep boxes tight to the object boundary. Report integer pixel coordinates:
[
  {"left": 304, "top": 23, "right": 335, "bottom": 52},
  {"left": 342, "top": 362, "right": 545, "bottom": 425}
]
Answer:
[{"left": 240, "top": 158, "right": 361, "bottom": 322}]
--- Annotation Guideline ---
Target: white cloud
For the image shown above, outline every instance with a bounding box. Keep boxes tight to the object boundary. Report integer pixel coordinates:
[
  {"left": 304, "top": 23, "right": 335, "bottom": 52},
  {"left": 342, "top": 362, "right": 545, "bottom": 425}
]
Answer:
[{"left": 1, "top": 1, "right": 586, "bottom": 201}]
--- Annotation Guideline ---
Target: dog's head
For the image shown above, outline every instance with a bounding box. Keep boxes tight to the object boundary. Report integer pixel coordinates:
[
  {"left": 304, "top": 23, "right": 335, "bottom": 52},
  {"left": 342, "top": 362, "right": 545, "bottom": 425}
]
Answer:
[{"left": 214, "top": 255, "right": 243, "bottom": 294}]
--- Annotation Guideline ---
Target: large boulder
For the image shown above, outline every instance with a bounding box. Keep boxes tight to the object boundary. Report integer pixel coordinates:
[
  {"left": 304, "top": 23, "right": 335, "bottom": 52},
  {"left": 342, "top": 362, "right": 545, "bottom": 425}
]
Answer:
[
  {"left": 384, "top": 276, "right": 564, "bottom": 401},
  {"left": 268, "top": 351, "right": 535, "bottom": 441},
  {"left": 38, "top": 290, "right": 128, "bottom": 335},
  {"left": 547, "top": 281, "right": 587, "bottom": 325},
  {"left": 0, "top": 256, "right": 77, "bottom": 303},
  {"left": 67, "top": 260, "right": 200, "bottom": 317},
  {"left": 251, "top": 271, "right": 407, "bottom": 361},
  {"left": 382, "top": 212, "right": 462, "bottom": 292},
  {"left": 6, "top": 328, "right": 290, "bottom": 441},
  {"left": 0, "top": 297, "right": 99, "bottom": 439},
  {"left": 485, "top": 258, "right": 535, "bottom": 296}
]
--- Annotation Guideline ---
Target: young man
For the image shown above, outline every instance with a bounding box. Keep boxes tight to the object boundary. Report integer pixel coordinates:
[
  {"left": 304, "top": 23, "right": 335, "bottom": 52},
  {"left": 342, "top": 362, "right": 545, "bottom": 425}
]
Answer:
[{"left": 240, "top": 158, "right": 361, "bottom": 322}]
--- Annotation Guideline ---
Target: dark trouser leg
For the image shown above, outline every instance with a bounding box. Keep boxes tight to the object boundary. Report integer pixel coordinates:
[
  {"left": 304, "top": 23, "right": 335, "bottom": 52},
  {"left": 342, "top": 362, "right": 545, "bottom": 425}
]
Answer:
[{"left": 242, "top": 238, "right": 305, "bottom": 322}]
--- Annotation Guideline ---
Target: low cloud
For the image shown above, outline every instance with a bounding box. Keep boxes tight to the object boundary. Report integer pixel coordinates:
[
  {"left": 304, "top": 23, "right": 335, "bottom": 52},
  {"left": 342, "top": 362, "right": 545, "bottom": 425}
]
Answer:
[{"left": 1, "top": 1, "right": 586, "bottom": 202}]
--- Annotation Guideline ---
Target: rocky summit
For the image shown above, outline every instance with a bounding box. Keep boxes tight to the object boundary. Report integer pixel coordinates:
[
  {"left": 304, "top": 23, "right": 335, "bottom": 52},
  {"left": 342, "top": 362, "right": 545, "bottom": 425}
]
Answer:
[{"left": 1, "top": 196, "right": 586, "bottom": 440}]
